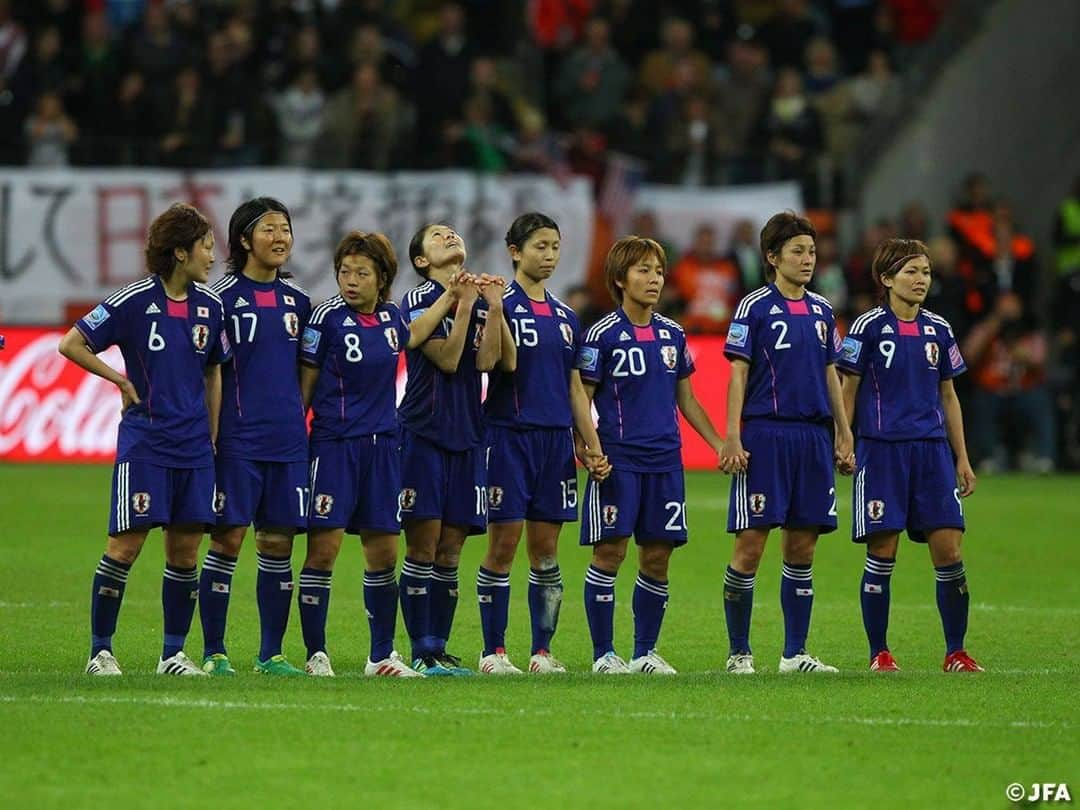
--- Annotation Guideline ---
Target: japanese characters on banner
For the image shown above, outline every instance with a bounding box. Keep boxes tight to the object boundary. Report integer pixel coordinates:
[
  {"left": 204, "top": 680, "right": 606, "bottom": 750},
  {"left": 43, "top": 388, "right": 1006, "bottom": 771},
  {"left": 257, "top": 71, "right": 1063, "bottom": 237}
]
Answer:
[
  {"left": 0, "top": 328, "right": 731, "bottom": 469},
  {"left": 0, "top": 169, "right": 595, "bottom": 324}
]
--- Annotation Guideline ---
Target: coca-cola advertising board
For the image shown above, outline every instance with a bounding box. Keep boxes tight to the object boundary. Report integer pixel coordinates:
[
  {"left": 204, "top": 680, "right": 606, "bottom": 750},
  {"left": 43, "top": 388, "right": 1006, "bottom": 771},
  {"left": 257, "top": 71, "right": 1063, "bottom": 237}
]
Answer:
[{"left": 0, "top": 327, "right": 730, "bottom": 468}]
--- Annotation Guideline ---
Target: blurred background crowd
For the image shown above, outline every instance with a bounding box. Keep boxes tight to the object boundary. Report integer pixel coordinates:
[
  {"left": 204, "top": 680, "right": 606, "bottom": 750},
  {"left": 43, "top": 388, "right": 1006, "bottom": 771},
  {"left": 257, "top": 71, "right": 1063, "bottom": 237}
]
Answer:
[{"left": 1, "top": 0, "right": 1076, "bottom": 471}]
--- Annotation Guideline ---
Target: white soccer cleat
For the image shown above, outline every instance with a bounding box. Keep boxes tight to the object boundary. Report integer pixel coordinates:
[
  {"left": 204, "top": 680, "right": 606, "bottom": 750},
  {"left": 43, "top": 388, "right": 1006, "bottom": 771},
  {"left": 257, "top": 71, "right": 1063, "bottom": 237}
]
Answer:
[
  {"left": 629, "top": 650, "right": 677, "bottom": 675},
  {"left": 478, "top": 651, "right": 524, "bottom": 675},
  {"left": 779, "top": 653, "right": 839, "bottom": 673},
  {"left": 726, "top": 653, "right": 756, "bottom": 674},
  {"left": 591, "top": 652, "right": 631, "bottom": 674},
  {"left": 85, "top": 650, "right": 122, "bottom": 676},
  {"left": 156, "top": 650, "right": 209, "bottom": 676},
  {"left": 365, "top": 650, "right": 425, "bottom": 678},
  {"left": 529, "top": 652, "right": 567, "bottom": 674},
  {"left": 305, "top": 651, "right": 335, "bottom": 677}
]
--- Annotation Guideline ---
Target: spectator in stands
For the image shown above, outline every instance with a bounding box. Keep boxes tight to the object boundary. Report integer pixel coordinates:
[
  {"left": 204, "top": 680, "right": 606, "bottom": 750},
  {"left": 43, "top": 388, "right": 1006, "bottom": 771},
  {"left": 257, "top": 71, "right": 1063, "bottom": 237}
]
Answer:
[
  {"left": 660, "top": 93, "right": 720, "bottom": 186},
  {"left": 564, "top": 282, "right": 602, "bottom": 330},
  {"left": 466, "top": 55, "right": 519, "bottom": 136},
  {"left": 849, "top": 48, "right": 898, "bottom": 121},
  {"left": 130, "top": 1, "right": 184, "bottom": 109},
  {"left": 319, "top": 62, "right": 401, "bottom": 170},
  {"left": 803, "top": 37, "right": 841, "bottom": 96},
  {"left": 712, "top": 30, "right": 770, "bottom": 184},
  {"left": 963, "top": 292, "right": 1055, "bottom": 474},
  {"left": 285, "top": 24, "right": 337, "bottom": 93},
  {"left": 68, "top": 11, "right": 118, "bottom": 161},
  {"left": 273, "top": 67, "right": 325, "bottom": 167},
  {"left": 637, "top": 16, "right": 711, "bottom": 97},
  {"left": 758, "top": 0, "right": 822, "bottom": 70},
  {"left": 899, "top": 200, "right": 931, "bottom": 242},
  {"left": 28, "top": 24, "right": 66, "bottom": 96},
  {"left": 24, "top": 88, "right": 76, "bottom": 166},
  {"left": 845, "top": 220, "right": 889, "bottom": 314},
  {"left": 808, "top": 233, "right": 848, "bottom": 317},
  {"left": 606, "top": 88, "right": 654, "bottom": 163},
  {"left": 413, "top": 1, "right": 473, "bottom": 166},
  {"left": 348, "top": 22, "right": 413, "bottom": 95},
  {"left": 754, "top": 67, "right": 823, "bottom": 191},
  {"left": 925, "top": 235, "right": 970, "bottom": 338},
  {"left": 553, "top": 16, "right": 630, "bottom": 129},
  {"left": 982, "top": 202, "right": 1039, "bottom": 312},
  {"left": 597, "top": 0, "right": 661, "bottom": 70},
  {"left": 629, "top": 209, "right": 678, "bottom": 266},
  {"left": 157, "top": 66, "right": 213, "bottom": 169},
  {"left": 670, "top": 223, "right": 744, "bottom": 334},
  {"left": 205, "top": 30, "right": 269, "bottom": 167},
  {"left": 728, "top": 218, "right": 763, "bottom": 291}
]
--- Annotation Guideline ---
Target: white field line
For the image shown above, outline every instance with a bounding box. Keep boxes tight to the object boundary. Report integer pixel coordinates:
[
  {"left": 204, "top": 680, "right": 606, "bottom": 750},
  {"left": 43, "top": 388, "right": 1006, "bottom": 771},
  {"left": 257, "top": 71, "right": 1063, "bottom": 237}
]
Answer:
[{"left": 0, "top": 693, "right": 1071, "bottom": 730}]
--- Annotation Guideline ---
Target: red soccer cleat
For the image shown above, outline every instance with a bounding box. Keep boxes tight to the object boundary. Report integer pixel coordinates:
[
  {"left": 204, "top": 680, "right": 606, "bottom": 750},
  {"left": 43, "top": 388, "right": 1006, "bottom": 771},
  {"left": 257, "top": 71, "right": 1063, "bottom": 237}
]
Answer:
[
  {"left": 870, "top": 650, "right": 900, "bottom": 672},
  {"left": 943, "top": 650, "right": 984, "bottom": 672}
]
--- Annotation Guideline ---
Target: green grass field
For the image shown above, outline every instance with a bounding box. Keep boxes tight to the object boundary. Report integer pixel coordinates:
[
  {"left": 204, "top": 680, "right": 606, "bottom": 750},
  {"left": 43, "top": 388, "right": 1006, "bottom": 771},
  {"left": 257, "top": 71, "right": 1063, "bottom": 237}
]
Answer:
[{"left": 0, "top": 465, "right": 1077, "bottom": 808}]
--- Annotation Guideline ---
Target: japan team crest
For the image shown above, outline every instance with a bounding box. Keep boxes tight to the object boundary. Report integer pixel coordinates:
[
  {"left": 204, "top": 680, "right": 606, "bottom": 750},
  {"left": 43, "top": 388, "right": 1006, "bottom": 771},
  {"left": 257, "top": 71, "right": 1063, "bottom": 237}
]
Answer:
[
  {"left": 384, "top": 327, "right": 399, "bottom": 352},
  {"left": 131, "top": 492, "right": 151, "bottom": 515},
  {"left": 559, "top": 322, "right": 574, "bottom": 346},
  {"left": 399, "top": 488, "right": 417, "bottom": 511},
  {"left": 750, "top": 493, "right": 766, "bottom": 515},
  {"left": 313, "top": 494, "right": 334, "bottom": 516},
  {"left": 602, "top": 505, "right": 618, "bottom": 526},
  {"left": 213, "top": 490, "right": 226, "bottom": 515},
  {"left": 814, "top": 320, "right": 828, "bottom": 346},
  {"left": 867, "top": 500, "right": 885, "bottom": 521},
  {"left": 283, "top": 312, "right": 299, "bottom": 337},
  {"left": 191, "top": 324, "right": 209, "bottom": 351},
  {"left": 488, "top": 486, "right": 504, "bottom": 509},
  {"left": 924, "top": 342, "right": 939, "bottom": 367},
  {"left": 661, "top": 345, "right": 678, "bottom": 370}
]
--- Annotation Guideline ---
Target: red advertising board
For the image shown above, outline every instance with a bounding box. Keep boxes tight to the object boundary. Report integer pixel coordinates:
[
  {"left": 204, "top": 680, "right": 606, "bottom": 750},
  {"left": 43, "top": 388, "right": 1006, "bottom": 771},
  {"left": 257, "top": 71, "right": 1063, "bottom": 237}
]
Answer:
[{"left": 0, "top": 327, "right": 730, "bottom": 468}]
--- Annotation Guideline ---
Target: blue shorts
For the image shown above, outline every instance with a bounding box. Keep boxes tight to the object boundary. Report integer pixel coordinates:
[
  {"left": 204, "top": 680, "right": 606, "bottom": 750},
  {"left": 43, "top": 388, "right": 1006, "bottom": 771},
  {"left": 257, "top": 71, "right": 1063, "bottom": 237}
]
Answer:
[
  {"left": 108, "top": 460, "right": 215, "bottom": 536},
  {"left": 727, "top": 421, "right": 837, "bottom": 534},
  {"left": 399, "top": 429, "right": 487, "bottom": 535},
  {"left": 214, "top": 457, "right": 309, "bottom": 533},
  {"left": 852, "top": 438, "right": 964, "bottom": 542},
  {"left": 308, "top": 434, "right": 401, "bottom": 535},
  {"left": 486, "top": 425, "right": 577, "bottom": 524},
  {"left": 580, "top": 467, "right": 687, "bottom": 547}
]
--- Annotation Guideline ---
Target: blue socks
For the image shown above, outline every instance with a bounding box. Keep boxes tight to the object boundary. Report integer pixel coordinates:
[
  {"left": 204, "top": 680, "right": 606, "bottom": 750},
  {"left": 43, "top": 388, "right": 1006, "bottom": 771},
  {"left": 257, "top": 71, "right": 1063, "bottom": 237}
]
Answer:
[
  {"left": 723, "top": 566, "right": 755, "bottom": 655},
  {"left": 90, "top": 555, "right": 130, "bottom": 655},
  {"left": 364, "top": 567, "right": 398, "bottom": 662},
  {"left": 161, "top": 564, "right": 198, "bottom": 659},
  {"left": 632, "top": 572, "right": 669, "bottom": 659},
  {"left": 298, "top": 567, "right": 332, "bottom": 659},
  {"left": 256, "top": 552, "right": 293, "bottom": 662},
  {"left": 861, "top": 554, "right": 895, "bottom": 659},
  {"left": 935, "top": 561, "right": 969, "bottom": 654},
  {"left": 528, "top": 565, "right": 563, "bottom": 654},
  {"left": 583, "top": 564, "right": 616, "bottom": 660},
  {"left": 430, "top": 564, "right": 459, "bottom": 654},
  {"left": 780, "top": 561, "right": 814, "bottom": 658},
  {"left": 477, "top": 566, "right": 510, "bottom": 655},
  {"left": 399, "top": 557, "right": 433, "bottom": 659},
  {"left": 198, "top": 550, "right": 237, "bottom": 658}
]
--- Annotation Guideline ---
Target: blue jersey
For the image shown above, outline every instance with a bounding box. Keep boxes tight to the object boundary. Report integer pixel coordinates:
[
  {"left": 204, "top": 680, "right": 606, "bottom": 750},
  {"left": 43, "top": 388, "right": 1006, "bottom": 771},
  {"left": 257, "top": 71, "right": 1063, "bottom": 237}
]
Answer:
[
  {"left": 486, "top": 281, "right": 580, "bottom": 429},
  {"left": 211, "top": 273, "right": 311, "bottom": 462},
  {"left": 75, "top": 276, "right": 231, "bottom": 468},
  {"left": 302, "top": 296, "right": 410, "bottom": 440},
  {"left": 575, "top": 309, "right": 694, "bottom": 472},
  {"left": 398, "top": 279, "right": 488, "bottom": 452},
  {"left": 838, "top": 306, "right": 966, "bottom": 441},
  {"left": 724, "top": 285, "right": 840, "bottom": 424}
]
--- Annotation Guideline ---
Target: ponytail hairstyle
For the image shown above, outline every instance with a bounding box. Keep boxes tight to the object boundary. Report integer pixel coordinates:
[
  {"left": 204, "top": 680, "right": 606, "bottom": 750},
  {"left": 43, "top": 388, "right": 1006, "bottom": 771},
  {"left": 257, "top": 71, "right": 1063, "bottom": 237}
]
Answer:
[{"left": 505, "top": 212, "right": 560, "bottom": 269}]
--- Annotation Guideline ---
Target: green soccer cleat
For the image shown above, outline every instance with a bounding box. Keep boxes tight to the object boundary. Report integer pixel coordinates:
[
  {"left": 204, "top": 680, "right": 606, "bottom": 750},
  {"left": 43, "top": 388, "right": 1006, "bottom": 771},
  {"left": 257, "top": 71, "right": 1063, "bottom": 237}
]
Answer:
[
  {"left": 202, "top": 653, "right": 237, "bottom": 676},
  {"left": 253, "top": 654, "right": 306, "bottom": 676}
]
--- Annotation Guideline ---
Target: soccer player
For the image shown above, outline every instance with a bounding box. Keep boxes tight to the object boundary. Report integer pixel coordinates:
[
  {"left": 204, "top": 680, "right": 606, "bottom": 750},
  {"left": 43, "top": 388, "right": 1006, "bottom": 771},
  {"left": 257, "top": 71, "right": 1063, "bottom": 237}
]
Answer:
[
  {"left": 298, "top": 231, "right": 463, "bottom": 677},
  {"left": 199, "top": 197, "right": 312, "bottom": 676},
  {"left": 59, "top": 203, "right": 230, "bottom": 676},
  {"left": 720, "top": 211, "right": 854, "bottom": 675},
  {"left": 839, "top": 238, "right": 983, "bottom": 673},
  {"left": 478, "top": 213, "right": 610, "bottom": 675},
  {"left": 397, "top": 223, "right": 512, "bottom": 676},
  {"left": 577, "top": 235, "right": 724, "bottom": 675}
]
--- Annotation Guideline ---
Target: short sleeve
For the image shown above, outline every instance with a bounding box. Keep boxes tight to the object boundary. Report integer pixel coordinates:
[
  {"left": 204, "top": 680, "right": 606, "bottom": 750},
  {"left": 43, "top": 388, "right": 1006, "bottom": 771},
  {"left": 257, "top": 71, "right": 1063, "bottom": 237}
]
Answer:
[
  {"left": 575, "top": 335, "right": 605, "bottom": 384},
  {"left": 75, "top": 300, "right": 123, "bottom": 353},
  {"left": 723, "top": 311, "right": 753, "bottom": 361},
  {"left": 396, "top": 307, "right": 411, "bottom": 348},
  {"left": 940, "top": 320, "right": 966, "bottom": 379},
  {"left": 837, "top": 330, "right": 869, "bottom": 376},
  {"left": 677, "top": 333, "right": 695, "bottom": 378},
  {"left": 402, "top": 288, "right": 449, "bottom": 340},
  {"left": 301, "top": 321, "right": 329, "bottom": 367},
  {"left": 827, "top": 312, "right": 842, "bottom": 365},
  {"left": 209, "top": 304, "right": 232, "bottom": 365}
]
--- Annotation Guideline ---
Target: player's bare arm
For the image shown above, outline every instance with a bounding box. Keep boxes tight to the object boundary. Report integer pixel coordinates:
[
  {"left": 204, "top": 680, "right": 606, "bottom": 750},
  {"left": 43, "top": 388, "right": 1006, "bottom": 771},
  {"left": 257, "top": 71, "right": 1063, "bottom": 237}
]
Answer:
[
  {"left": 204, "top": 363, "right": 222, "bottom": 448},
  {"left": 475, "top": 274, "right": 506, "bottom": 372},
  {"left": 827, "top": 365, "right": 855, "bottom": 475},
  {"left": 675, "top": 377, "right": 723, "bottom": 468},
  {"left": 720, "top": 357, "right": 750, "bottom": 474},
  {"left": 421, "top": 277, "right": 478, "bottom": 373},
  {"left": 940, "top": 378, "right": 976, "bottom": 496},
  {"left": 58, "top": 327, "right": 141, "bottom": 411},
  {"left": 299, "top": 363, "right": 320, "bottom": 410},
  {"left": 405, "top": 272, "right": 466, "bottom": 350},
  {"left": 577, "top": 379, "right": 612, "bottom": 481}
]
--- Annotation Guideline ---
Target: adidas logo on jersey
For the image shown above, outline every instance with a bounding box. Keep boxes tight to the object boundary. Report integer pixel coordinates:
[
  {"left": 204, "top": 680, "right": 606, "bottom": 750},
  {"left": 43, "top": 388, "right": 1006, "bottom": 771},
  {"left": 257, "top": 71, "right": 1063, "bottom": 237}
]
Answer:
[
  {"left": 343, "top": 316, "right": 355, "bottom": 326},
  {"left": 882, "top": 324, "right": 894, "bottom": 334},
  {"left": 769, "top": 305, "right": 783, "bottom": 315},
  {"left": 234, "top": 297, "right": 249, "bottom": 308},
  {"left": 145, "top": 302, "right": 161, "bottom": 314},
  {"left": 515, "top": 304, "right": 528, "bottom": 314},
  {"left": 619, "top": 331, "right": 632, "bottom": 341}
]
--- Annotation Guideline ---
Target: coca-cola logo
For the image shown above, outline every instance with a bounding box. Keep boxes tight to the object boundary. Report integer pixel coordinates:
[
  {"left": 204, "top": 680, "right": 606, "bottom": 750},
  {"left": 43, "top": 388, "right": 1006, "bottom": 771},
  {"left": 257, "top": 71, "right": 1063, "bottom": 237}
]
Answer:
[{"left": 0, "top": 329, "right": 123, "bottom": 460}]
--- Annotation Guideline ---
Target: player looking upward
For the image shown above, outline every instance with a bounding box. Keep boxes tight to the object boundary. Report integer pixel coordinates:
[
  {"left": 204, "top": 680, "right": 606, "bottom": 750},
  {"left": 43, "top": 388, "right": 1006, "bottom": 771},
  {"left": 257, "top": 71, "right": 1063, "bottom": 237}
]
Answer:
[
  {"left": 576, "top": 235, "right": 724, "bottom": 675},
  {"left": 397, "top": 223, "right": 513, "bottom": 675},
  {"left": 200, "top": 197, "right": 312, "bottom": 676},
  {"left": 297, "top": 231, "right": 461, "bottom": 677},
  {"left": 839, "top": 238, "right": 983, "bottom": 673},
  {"left": 720, "top": 211, "right": 854, "bottom": 675},
  {"left": 477, "top": 212, "right": 610, "bottom": 675},
  {"left": 59, "top": 203, "right": 230, "bottom": 677}
]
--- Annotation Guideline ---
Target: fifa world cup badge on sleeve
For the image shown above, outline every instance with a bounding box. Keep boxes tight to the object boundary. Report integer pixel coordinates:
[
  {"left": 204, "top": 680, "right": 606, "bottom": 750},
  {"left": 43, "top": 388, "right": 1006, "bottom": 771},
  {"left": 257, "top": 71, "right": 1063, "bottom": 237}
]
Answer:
[
  {"left": 302, "top": 327, "right": 320, "bottom": 354},
  {"left": 726, "top": 322, "right": 748, "bottom": 348},
  {"left": 841, "top": 336, "right": 862, "bottom": 363},
  {"left": 85, "top": 305, "right": 110, "bottom": 329},
  {"left": 577, "top": 346, "right": 599, "bottom": 373}
]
